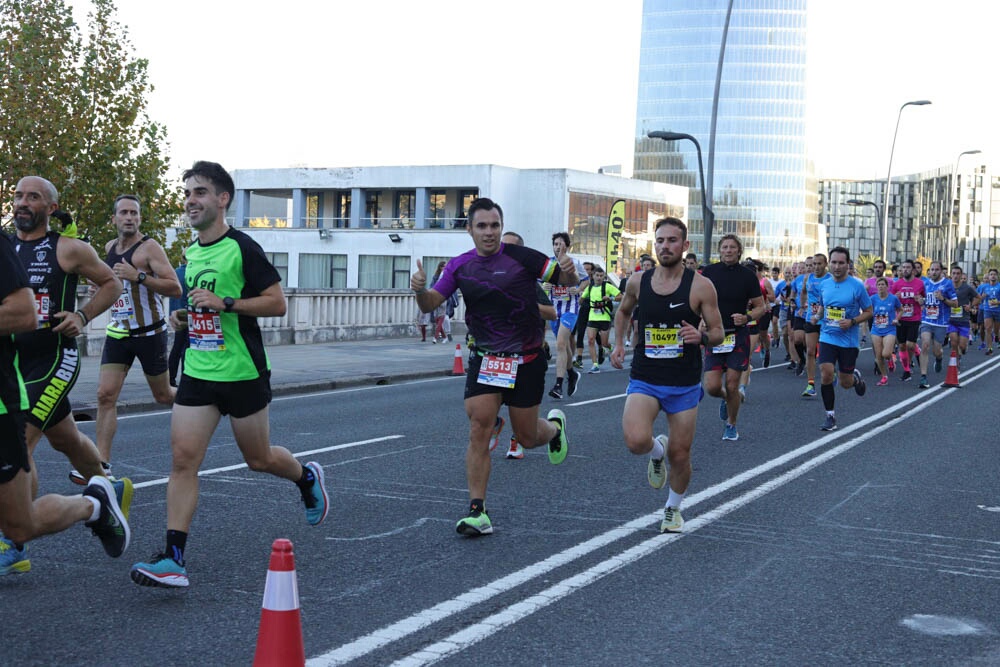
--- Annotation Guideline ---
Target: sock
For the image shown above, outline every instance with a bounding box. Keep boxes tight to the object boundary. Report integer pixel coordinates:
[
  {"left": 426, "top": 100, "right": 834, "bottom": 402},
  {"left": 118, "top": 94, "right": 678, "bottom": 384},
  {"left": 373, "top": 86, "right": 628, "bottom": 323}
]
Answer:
[
  {"left": 651, "top": 437, "right": 665, "bottom": 460},
  {"left": 826, "top": 410, "right": 835, "bottom": 417},
  {"left": 295, "top": 464, "right": 316, "bottom": 491},
  {"left": 821, "top": 382, "right": 835, "bottom": 411},
  {"left": 469, "top": 498, "right": 485, "bottom": 514},
  {"left": 166, "top": 529, "right": 187, "bottom": 565},
  {"left": 807, "top": 377, "right": 815, "bottom": 385},
  {"left": 900, "top": 350, "right": 910, "bottom": 371},
  {"left": 84, "top": 495, "right": 101, "bottom": 523},
  {"left": 554, "top": 377, "right": 563, "bottom": 388},
  {"left": 666, "top": 488, "right": 684, "bottom": 510}
]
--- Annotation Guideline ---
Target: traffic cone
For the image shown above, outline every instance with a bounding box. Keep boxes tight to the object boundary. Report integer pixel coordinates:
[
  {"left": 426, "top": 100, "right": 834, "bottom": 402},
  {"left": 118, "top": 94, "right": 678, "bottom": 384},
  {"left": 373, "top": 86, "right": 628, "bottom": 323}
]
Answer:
[
  {"left": 452, "top": 344, "right": 465, "bottom": 375},
  {"left": 253, "top": 539, "right": 304, "bottom": 667},
  {"left": 941, "top": 349, "right": 961, "bottom": 389}
]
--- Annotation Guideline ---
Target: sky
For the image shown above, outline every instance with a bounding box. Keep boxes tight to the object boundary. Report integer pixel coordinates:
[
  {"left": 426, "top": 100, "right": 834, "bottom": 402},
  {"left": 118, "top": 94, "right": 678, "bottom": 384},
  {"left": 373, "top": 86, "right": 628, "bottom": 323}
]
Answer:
[{"left": 87, "top": 0, "right": 1000, "bottom": 181}]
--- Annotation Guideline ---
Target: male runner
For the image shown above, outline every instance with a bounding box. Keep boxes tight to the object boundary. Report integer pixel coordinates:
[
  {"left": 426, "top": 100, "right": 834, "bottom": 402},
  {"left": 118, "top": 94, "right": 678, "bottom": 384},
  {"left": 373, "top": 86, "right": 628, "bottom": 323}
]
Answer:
[
  {"left": 812, "top": 247, "right": 871, "bottom": 431},
  {"left": 545, "top": 232, "right": 587, "bottom": 400},
  {"left": 79, "top": 195, "right": 182, "bottom": 482},
  {"left": 800, "top": 253, "right": 832, "bottom": 397},
  {"left": 916, "top": 260, "right": 958, "bottom": 388},
  {"left": 768, "top": 265, "right": 784, "bottom": 347},
  {"left": 700, "top": 234, "right": 766, "bottom": 441},
  {"left": 948, "top": 266, "right": 980, "bottom": 359},
  {"left": 789, "top": 256, "right": 813, "bottom": 376},
  {"left": 411, "top": 197, "right": 578, "bottom": 536},
  {"left": 611, "top": 217, "right": 723, "bottom": 532},
  {"left": 573, "top": 262, "right": 595, "bottom": 368},
  {"left": 890, "top": 259, "right": 926, "bottom": 380},
  {"left": 0, "top": 232, "right": 131, "bottom": 575},
  {"left": 131, "top": 162, "right": 327, "bottom": 588},
  {"left": 580, "top": 266, "right": 621, "bottom": 373},
  {"left": 978, "top": 269, "right": 1000, "bottom": 355},
  {"left": 684, "top": 253, "right": 699, "bottom": 272}
]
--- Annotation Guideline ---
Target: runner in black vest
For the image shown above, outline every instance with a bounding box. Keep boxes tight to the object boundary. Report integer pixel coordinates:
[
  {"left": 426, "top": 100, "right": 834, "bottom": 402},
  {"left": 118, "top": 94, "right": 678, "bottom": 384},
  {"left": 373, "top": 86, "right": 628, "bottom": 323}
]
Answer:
[{"left": 611, "top": 217, "right": 724, "bottom": 533}]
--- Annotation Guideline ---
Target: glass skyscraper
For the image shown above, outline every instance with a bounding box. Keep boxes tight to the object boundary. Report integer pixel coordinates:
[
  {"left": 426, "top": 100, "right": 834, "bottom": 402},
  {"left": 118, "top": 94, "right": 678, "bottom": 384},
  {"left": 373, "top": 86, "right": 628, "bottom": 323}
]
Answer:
[{"left": 633, "top": 0, "right": 821, "bottom": 265}]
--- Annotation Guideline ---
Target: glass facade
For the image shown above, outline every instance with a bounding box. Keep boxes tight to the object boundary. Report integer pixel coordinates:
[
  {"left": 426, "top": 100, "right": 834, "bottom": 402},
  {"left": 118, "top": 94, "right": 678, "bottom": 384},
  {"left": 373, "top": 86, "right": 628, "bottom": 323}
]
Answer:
[{"left": 633, "top": 0, "right": 821, "bottom": 264}]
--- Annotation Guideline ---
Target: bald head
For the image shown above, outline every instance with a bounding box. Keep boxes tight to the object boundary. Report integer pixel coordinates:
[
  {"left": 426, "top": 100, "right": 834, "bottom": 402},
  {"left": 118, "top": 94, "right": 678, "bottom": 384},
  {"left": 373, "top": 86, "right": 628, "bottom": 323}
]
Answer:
[{"left": 13, "top": 176, "right": 60, "bottom": 235}]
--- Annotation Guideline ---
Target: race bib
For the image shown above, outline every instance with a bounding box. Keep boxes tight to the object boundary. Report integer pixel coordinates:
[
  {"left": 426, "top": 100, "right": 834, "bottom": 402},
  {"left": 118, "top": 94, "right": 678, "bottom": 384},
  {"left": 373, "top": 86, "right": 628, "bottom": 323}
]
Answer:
[
  {"left": 644, "top": 325, "right": 683, "bottom": 359},
  {"left": 825, "top": 306, "right": 846, "bottom": 325},
  {"left": 712, "top": 333, "right": 736, "bottom": 354},
  {"left": 188, "top": 310, "right": 225, "bottom": 351},
  {"left": 990, "top": 298, "right": 999, "bottom": 308},
  {"left": 111, "top": 289, "right": 135, "bottom": 321},
  {"left": 551, "top": 286, "right": 570, "bottom": 302},
  {"left": 34, "top": 292, "right": 51, "bottom": 327},
  {"left": 874, "top": 314, "right": 889, "bottom": 327},
  {"left": 901, "top": 304, "right": 914, "bottom": 317},
  {"left": 477, "top": 354, "right": 521, "bottom": 388},
  {"left": 925, "top": 305, "right": 939, "bottom": 319},
  {"left": 950, "top": 306, "right": 964, "bottom": 318}
]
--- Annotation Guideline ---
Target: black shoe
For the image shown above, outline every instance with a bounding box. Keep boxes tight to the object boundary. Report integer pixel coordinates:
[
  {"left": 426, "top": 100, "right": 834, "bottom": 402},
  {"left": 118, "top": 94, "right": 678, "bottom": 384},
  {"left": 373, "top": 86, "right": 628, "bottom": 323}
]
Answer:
[
  {"left": 795, "top": 362, "right": 805, "bottom": 377},
  {"left": 567, "top": 367, "right": 581, "bottom": 397},
  {"left": 83, "top": 477, "right": 130, "bottom": 558},
  {"left": 901, "top": 370, "right": 912, "bottom": 382},
  {"left": 784, "top": 354, "right": 791, "bottom": 362},
  {"left": 548, "top": 385, "right": 563, "bottom": 400},
  {"left": 763, "top": 348, "right": 770, "bottom": 368},
  {"left": 598, "top": 347, "right": 605, "bottom": 365}
]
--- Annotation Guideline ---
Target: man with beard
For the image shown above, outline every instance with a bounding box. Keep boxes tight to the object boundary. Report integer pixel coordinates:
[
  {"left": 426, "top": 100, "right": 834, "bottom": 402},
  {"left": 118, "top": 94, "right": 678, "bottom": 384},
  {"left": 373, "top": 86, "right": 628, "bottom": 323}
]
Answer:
[
  {"left": 611, "top": 217, "right": 723, "bottom": 532},
  {"left": 947, "top": 266, "right": 980, "bottom": 359},
  {"left": 890, "top": 259, "right": 926, "bottom": 380},
  {"left": 916, "top": 260, "right": 958, "bottom": 388}
]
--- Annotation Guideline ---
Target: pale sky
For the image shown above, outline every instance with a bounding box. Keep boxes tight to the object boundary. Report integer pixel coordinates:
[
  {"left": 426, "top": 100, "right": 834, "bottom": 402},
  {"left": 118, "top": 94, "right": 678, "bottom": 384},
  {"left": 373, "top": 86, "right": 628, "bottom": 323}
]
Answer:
[{"left": 94, "top": 0, "right": 999, "bottom": 181}]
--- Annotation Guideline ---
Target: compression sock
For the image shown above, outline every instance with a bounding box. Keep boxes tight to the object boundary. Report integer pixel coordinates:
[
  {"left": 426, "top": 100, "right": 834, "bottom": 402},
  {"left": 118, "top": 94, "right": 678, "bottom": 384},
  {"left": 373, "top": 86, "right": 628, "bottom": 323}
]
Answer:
[
  {"left": 821, "top": 382, "right": 835, "bottom": 411},
  {"left": 166, "top": 530, "right": 187, "bottom": 565}
]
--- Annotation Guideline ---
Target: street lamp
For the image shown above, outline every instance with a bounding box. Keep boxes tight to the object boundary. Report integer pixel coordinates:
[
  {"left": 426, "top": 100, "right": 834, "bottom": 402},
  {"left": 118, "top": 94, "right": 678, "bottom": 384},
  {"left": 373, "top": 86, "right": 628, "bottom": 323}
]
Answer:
[
  {"left": 846, "top": 199, "right": 882, "bottom": 258},
  {"left": 647, "top": 130, "right": 716, "bottom": 261},
  {"left": 882, "top": 99, "right": 931, "bottom": 261},
  {"left": 947, "top": 149, "right": 981, "bottom": 267}
]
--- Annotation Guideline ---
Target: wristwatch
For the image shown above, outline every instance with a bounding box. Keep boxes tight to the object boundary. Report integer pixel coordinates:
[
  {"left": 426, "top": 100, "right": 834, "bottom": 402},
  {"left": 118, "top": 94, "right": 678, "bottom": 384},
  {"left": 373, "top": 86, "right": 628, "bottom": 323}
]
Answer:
[
  {"left": 223, "top": 296, "right": 236, "bottom": 313},
  {"left": 137, "top": 271, "right": 147, "bottom": 283}
]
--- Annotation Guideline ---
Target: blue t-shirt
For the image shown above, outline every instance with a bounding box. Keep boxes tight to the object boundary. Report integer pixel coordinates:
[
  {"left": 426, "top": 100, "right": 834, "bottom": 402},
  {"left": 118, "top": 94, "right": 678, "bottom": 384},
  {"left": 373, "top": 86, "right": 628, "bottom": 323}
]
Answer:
[
  {"left": 870, "top": 293, "right": 901, "bottom": 337},
  {"left": 791, "top": 274, "right": 807, "bottom": 318},
  {"left": 920, "top": 277, "right": 957, "bottom": 326},
  {"left": 979, "top": 282, "right": 1000, "bottom": 312},
  {"left": 774, "top": 279, "right": 788, "bottom": 309},
  {"left": 817, "top": 276, "right": 872, "bottom": 348},
  {"left": 805, "top": 272, "right": 833, "bottom": 322}
]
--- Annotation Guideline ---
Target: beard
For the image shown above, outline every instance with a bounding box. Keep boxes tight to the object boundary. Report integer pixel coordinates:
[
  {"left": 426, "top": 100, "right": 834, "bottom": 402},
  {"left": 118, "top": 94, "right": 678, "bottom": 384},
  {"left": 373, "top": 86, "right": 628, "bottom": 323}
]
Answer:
[
  {"left": 658, "top": 253, "right": 682, "bottom": 267},
  {"left": 13, "top": 209, "right": 45, "bottom": 233}
]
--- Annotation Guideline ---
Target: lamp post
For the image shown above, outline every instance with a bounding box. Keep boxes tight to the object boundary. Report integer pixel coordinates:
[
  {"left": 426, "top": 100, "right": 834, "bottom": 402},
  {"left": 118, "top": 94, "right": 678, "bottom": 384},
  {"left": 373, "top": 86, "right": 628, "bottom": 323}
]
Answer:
[
  {"left": 947, "top": 149, "right": 981, "bottom": 268},
  {"left": 882, "top": 100, "right": 931, "bottom": 261},
  {"left": 846, "top": 199, "right": 882, "bottom": 258},
  {"left": 647, "top": 131, "right": 716, "bottom": 261}
]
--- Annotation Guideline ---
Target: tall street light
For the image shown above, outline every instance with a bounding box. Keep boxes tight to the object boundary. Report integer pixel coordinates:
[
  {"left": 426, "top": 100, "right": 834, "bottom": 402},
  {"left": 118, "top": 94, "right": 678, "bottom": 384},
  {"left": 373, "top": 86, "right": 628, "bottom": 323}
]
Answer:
[
  {"left": 846, "top": 199, "right": 882, "bottom": 257},
  {"left": 947, "top": 149, "right": 982, "bottom": 267},
  {"left": 648, "top": 131, "right": 715, "bottom": 260},
  {"left": 882, "top": 99, "right": 931, "bottom": 261}
]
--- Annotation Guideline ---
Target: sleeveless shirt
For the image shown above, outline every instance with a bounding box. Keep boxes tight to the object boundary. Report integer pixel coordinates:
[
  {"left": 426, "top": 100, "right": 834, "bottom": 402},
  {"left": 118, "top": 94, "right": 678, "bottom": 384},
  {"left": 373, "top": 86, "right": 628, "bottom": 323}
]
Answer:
[
  {"left": 105, "top": 235, "right": 167, "bottom": 337},
  {"left": 631, "top": 268, "right": 702, "bottom": 387},
  {"left": 13, "top": 231, "right": 78, "bottom": 354}
]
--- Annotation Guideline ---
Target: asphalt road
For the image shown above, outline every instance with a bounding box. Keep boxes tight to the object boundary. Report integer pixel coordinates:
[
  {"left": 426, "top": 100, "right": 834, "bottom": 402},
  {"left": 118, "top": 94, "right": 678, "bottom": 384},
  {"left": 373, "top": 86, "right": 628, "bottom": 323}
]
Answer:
[{"left": 6, "top": 346, "right": 1000, "bottom": 666}]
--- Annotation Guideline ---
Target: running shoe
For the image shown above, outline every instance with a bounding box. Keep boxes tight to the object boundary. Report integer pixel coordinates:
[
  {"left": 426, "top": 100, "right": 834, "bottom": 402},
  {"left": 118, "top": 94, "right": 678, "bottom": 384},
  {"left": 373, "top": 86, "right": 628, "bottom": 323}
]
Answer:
[
  {"left": 456, "top": 510, "right": 493, "bottom": 536},
  {"left": 784, "top": 354, "right": 791, "bottom": 362},
  {"left": 987, "top": 347, "right": 994, "bottom": 356},
  {"left": 719, "top": 399, "right": 728, "bottom": 422},
  {"left": 547, "top": 385, "right": 563, "bottom": 400},
  {"left": 83, "top": 476, "right": 130, "bottom": 558},
  {"left": 489, "top": 416, "right": 505, "bottom": 452},
  {"left": 598, "top": 346, "right": 605, "bottom": 365},
  {"left": 301, "top": 461, "right": 329, "bottom": 526},
  {"left": 647, "top": 435, "right": 668, "bottom": 489},
  {"left": 573, "top": 358, "right": 584, "bottom": 369},
  {"left": 130, "top": 553, "right": 189, "bottom": 588},
  {"left": 111, "top": 477, "right": 134, "bottom": 521},
  {"left": 852, "top": 369, "right": 866, "bottom": 396},
  {"left": 588, "top": 364, "right": 600, "bottom": 374},
  {"left": 660, "top": 506, "right": 684, "bottom": 533},
  {"left": 860, "top": 335, "right": 867, "bottom": 344},
  {"left": 546, "top": 409, "right": 568, "bottom": 465},
  {"left": 801, "top": 383, "right": 816, "bottom": 398},
  {"left": 901, "top": 370, "right": 912, "bottom": 382},
  {"left": 978, "top": 342, "right": 987, "bottom": 351},
  {"left": 821, "top": 414, "right": 837, "bottom": 431},
  {"left": 722, "top": 424, "right": 739, "bottom": 441},
  {"left": 786, "top": 361, "right": 797, "bottom": 372},
  {"left": 763, "top": 348, "right": 770, "bottom": 368},
  {"left": 795, "top": 362, "right": 805, "bottom": 377},
  {"left": 0, "top": 537, "right": 29, "bottom": 576},
  {"left": 934, "top": 356, "right": 943, "bottom": 373},
  {"left": 505, "top": 437, "right": 524, "bottom": 460},
  {"left": 918, "top": 375, "right": 930, "bottom": 389},
  {"left": 877, "top": 376, "right": 888, "bottom": 387},
  {"left": 68, "top": 461, "right": 113, "bottom": 486},
  {"left": 566, "top": 367, "right": 581, "bottom": 397},
  {"left": 888, "top": 355, "right": 896, "bottom": 372}
]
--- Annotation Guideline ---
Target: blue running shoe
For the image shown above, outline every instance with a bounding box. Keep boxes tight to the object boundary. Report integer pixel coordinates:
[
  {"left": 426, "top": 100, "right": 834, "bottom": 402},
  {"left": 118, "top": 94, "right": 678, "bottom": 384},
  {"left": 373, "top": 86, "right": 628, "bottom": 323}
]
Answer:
[
  {"left": 0, "top": 537, "right": 29, "bottom": 576},
  {"left": 722, "top": 424, "right": 739, "bottom": 441},
  {"left": 83, "top": 476, "right": 130, "bottom": 558},
  {"left": 719, "top": 399, "right": 728, "bottom": 422},
  {"left": 130, "top": 553, "right": 189, "bottom": 588},
  {"left": 301, "top": 461, "right": 329, "bottom": 526}
]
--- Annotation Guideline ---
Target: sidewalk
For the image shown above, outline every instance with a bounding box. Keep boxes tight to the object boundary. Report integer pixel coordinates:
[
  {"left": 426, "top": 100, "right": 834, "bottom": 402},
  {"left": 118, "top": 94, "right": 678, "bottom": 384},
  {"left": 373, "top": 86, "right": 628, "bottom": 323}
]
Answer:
[{"left": 70, "top": 336, "right": 470, "bottom": 419}]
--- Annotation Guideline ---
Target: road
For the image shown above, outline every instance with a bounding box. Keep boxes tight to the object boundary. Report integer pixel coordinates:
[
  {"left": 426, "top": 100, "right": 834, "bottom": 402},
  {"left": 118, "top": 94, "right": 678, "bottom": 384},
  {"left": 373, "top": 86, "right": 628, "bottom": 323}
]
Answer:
[{"left": 6, "top": 347, "right": 1000, "bottom": 666}]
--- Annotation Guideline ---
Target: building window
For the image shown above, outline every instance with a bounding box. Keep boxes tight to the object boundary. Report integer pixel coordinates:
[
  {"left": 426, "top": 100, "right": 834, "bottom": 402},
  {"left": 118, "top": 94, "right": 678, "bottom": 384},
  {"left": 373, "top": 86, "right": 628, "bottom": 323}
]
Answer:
[
  {"left": 359, "top": 255, "right": 410, "bottom": 288},
  {"left": 265, "top": 252, "right": 289, "bottom": 286},
  {"left": 395, "top": 190, "right": 415, "bottom": 228},
  {"left": 429, "top": 191, "right": 447, "bottom": 228},
  {"left": 299, "top": 253, "right": 347, "bottom": 288},
  {"left": 365, "top": 191, "right": 385, "bottom": 227},
  {"left": 337, "top": 192, "right": 351, "bottom": 228},
  {"left": 456, "top": 189, "right": 479, "bottom": 226}
]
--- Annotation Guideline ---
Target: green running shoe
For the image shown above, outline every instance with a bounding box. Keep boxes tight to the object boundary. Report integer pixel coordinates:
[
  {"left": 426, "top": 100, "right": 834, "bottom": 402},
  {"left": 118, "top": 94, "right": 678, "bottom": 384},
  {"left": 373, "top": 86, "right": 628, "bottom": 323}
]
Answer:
[
  {"left": 546, "top": 409, "right": 568, "bottom": 465},
  {"left": 456, "top": 510, "right": 493, "bottom": 536},
  {"left": 0, "top": 537, "right": 29, "bottom": 575},
  {"left": 112, "top": 477, "right": 134, "bottom": 521},
  {"left": 660, "top": 506, "right": 684, "bottom": 533}
]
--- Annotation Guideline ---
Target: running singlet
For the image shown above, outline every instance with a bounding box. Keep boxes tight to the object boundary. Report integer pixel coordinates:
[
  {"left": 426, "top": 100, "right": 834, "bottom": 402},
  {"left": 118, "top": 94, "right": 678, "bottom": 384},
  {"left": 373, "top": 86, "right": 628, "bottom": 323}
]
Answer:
[
  {"left": 183, "top": 227, "right": 281, "bottom": 382},
  {"left": 920, "top": 277, "right": 957, "bottom": 326},
  {"left": 0, "top": 235, "right": 30, "bottom": 415},
  {"left": 701, "top": 261, "right": 761, "bottom": 332},
  {"left": 105, "top": 235, "right": 168, "bottom": 338},
  {"left": 950, "top": 283, "right": 978, "bottom": 325},
  {"left": 890, "top": 277, "right": 925, "bottom": 322},
  {"left": 432, "top": 242, "right": 560, "bottom": 355},
  {"left": 12, "top": 231, "right": 78, "bottom": 356},
  {"left": 979, "top": 282, "right": 1000, "bottom": 313},
  {"left": 581, "top": 281, "right": 621, "bottom": 323},
  {"left": 817, "top": 277, "right": 871, "bottom": 348},
  {"left": 869, "top": 293, "right": 901, "bottom": 337},
  {"left": 631, "top": 268, "right": 702, "bottom": 387},
  {"left": 804, "top": 272, "right": 833, "bottom": 322}
]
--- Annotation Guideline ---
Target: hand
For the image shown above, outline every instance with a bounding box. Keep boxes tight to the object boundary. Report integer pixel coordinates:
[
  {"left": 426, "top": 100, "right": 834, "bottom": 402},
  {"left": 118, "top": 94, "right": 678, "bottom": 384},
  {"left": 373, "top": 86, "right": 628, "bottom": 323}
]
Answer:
[
  {"left": 113, "top": 260, "right": 139, "bottom": 283},
  {"left": 839, "top": 319, "right": 852, "bottom": 330},
  {"left": 558, "top": 252, "right": 577, "bottom": 280},
  {"left": 610, "top": 344, "right": 625, "bottom": 369},
  {"left": 410, "top": 259, "right": 427, "bottom": 292},
  {"left": 169, "top": 309, "right": 188, "bottom": 330},
  {"left": 51, "top": 310, "right": 85, "bottom": 337},
  {"left": 188, "top": 288, "right": 222, "bottom": 312},
  {"left": 679, "top": 320, "right": 701, "bottom": 345}
]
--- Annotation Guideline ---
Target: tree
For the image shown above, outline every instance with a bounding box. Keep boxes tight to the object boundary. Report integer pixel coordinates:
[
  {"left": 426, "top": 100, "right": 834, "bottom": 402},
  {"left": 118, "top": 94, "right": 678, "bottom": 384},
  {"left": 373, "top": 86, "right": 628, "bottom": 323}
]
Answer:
[{"left": 0, "top": 0, "right": 181, "bottom": 252}]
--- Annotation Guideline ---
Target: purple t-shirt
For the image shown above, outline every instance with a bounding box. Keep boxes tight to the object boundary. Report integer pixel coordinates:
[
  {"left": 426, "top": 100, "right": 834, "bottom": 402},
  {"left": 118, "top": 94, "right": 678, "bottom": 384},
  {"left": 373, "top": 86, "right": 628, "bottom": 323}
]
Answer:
[{"left": 432, "top": 243, "right": 559, "bottom": 354}]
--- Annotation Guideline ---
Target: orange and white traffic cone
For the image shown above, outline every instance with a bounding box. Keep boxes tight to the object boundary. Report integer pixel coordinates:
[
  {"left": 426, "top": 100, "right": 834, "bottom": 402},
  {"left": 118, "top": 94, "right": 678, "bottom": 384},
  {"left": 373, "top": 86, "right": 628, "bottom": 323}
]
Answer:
[
  {"left": 253, "top": 539, "right": 304, "bottom": 667},
  {"left": 941, "top": 349, "right": 961, "bottom": 388},
  {"left": 452, "top": 344, "right": 465, "bottom": 375}
]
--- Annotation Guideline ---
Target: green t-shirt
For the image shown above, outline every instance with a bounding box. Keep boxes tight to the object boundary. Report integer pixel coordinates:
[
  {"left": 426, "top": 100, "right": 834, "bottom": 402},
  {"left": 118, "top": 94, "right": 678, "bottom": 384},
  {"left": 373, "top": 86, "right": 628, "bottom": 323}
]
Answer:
[
  {"left": 581, "top": 281, "right": 621, "bottom": 323},
  {"left": 183, "top": 227, "right": 281, "bottom": 382}
]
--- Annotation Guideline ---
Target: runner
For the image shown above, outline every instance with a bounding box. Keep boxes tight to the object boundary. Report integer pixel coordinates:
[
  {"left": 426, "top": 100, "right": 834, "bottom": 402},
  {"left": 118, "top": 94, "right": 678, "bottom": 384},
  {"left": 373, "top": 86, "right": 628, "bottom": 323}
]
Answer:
[
  {"left": 811, "top": 247, "right": 871, "bottom": 431},
  {"left": 869, "top": 277, "right": 901, "bottom": 386},
  {"left": 789, "top": 256, "right": 813, "bottom": 377},
  {"left": 684, "top": 253, "right": 699, "bottom": 272},
  {"left": 544, "top": 232, "right": 587, "bottom": 400},
  {"left": 948, "top": 266, "right": 980, "bottom": 360},
  {"left": 768, "top": 265, "right": 784, "bottom": 350},
  {"left": 573, "top": 262, "right": 595, "bottom": 369},
  {"left": 410, "top": 197, "right": 578, "bottom": 536},
  {"left": 81, "top": 195, "right": 182, "bottom": 482},
  {"left": 700, "top": 234, "right": 766, "bottom": 441},
  {"left": 610, "top": 217, "right": 723, "bottom": 532},
  {"left": 978, "top": 268, "right": 1000, "bottom": 355},
  {"left": 800, "top": 253, "right": 832, "bottom": 397},
  {"left": 580, "top": 266, "right": 621, "bottom": 373},
  {"left": 131, "top": 162, "right": 328, "bottom": 588},
  {"left": 890, "top": 259, "right": 926, "bottom": 380},
  {"left": 0, "top": 232, "right": 131, "bottom": 575},
  {"left": 916, "top": 260, "right": 958, "bottom": 388}
]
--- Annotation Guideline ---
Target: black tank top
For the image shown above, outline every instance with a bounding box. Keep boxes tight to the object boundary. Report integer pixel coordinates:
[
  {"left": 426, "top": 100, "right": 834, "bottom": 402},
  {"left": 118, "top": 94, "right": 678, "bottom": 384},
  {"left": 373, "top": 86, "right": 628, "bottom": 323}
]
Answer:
[
  {"left": 13, "top": 231, "right": 78, "bottom": 353},
  {"left": 105, "top": 235, "right": 147, "bottom": 270},
  {"left": 631, "top": 267, "right": 702, "bottom": 387}
]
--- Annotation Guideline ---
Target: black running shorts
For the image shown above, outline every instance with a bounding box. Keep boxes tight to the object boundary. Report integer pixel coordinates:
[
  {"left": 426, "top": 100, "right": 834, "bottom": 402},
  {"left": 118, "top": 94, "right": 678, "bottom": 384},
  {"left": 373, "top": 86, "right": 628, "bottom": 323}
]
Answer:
[{"left": 175, "top": 370, "right": 272, "bottom": 418}]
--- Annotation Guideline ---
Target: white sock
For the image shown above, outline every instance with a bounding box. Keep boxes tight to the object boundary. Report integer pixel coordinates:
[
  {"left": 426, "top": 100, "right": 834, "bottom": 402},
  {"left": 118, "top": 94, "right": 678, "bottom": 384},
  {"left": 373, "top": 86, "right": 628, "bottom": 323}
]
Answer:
[
  {"left": 84, "top": 495, "right": 101, "bottom": 522},
  {"left": 666, "top": 487, "right": 684, "bottom": 510},
  {"left": 650, "top": 437, "right": 665, "bottom": 460}
]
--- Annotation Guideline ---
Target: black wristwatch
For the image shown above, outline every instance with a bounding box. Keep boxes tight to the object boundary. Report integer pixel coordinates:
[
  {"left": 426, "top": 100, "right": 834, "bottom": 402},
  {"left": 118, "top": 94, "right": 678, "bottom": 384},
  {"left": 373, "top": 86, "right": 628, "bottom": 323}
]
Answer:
[
  {"left": 137, "top": 271, "right": 147, "bottom": 283},
  {"left": 223, "top": 296, "right": 235, "bottom": 313}
]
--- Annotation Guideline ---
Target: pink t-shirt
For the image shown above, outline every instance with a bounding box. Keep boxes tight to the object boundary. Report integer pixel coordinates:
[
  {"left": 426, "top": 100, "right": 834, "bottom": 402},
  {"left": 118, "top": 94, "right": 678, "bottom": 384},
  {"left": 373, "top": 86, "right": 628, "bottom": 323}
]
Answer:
[{"left": 891, "top": 277, "right": 925, "bottom": 322}]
